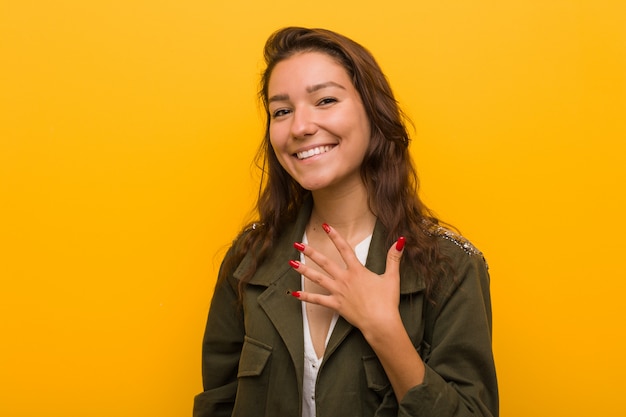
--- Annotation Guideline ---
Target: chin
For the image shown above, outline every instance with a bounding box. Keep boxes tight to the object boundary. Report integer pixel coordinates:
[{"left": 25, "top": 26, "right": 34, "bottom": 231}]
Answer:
[{"left": 296, "top": 180, "right": 328, "bottom": 192}]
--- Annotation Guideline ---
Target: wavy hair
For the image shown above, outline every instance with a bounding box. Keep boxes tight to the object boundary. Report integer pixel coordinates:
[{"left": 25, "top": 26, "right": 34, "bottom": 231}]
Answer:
[{"left": 220, "top": 27, "right": 449, "bottom": 299}]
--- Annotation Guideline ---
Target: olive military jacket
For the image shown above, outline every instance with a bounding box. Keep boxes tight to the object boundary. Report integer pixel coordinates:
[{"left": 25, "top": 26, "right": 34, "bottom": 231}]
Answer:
[{"left": 193, "top": 202, "right": 498, "bottom": 417}]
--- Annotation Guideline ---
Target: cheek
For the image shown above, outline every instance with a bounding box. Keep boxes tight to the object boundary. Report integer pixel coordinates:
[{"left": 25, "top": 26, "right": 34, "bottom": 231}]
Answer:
[
  {"left": 268, "top": 138, "right": 290, "bottom": 171},
  {"left": 268, "top": 124, "right": 285, "bottom": 149}
]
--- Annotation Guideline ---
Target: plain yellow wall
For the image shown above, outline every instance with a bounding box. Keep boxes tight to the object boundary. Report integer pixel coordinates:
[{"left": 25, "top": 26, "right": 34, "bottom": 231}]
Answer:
[{"left": 1, "top": 1, "right": 625, "bottom": 416}]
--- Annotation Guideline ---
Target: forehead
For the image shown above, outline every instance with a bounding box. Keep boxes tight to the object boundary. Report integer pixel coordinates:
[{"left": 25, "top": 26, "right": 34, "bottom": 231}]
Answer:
[{"left": 268, "top": 51, "right": 352, "bottom": 93}]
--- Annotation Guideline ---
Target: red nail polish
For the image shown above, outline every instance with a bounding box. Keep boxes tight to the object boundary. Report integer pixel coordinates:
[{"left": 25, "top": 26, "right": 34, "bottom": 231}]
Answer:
[
  {"left": 395, "top": 236, "right": 406, "bottom": 251},
  {"left": 289, "top": 260, "right": 300, "bottom": 269},
  {"left": 291, "top": 291, "right": 301, "bottom": 298},
  {"left": 322, "top": 223, "right": 331, "bottom": 234},
  {"left": 294, "top": 242, "right": 305, "bottom": 251}
]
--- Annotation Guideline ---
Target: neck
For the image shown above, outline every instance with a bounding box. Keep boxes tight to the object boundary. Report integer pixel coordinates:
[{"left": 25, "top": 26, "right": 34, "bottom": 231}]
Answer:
[{"left": 309, "top": 185, "right": 376, "bottom": 244}]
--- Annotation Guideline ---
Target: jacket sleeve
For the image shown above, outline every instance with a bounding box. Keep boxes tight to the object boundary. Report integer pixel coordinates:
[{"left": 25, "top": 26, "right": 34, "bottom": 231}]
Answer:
[
  {"left": 192, "top": 253, "right": 244, "bottom": 417},
  {"left": 398, "top": 245, "right": 499, "bottom": 417}
]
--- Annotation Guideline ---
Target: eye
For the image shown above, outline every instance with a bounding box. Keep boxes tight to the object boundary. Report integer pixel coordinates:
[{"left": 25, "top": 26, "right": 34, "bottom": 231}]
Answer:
[
  {"left": 271, "top": 108, "right": 291, "bottom": 119},
  {"left": 317, "top": 97, "right": 338, "bottom": 106}
]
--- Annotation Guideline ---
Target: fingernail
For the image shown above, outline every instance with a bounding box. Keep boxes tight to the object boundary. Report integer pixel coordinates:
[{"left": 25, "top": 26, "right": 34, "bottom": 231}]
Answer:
[
  {"left": 294, "top": 242, "right": 305, "bottom": 251},
  {"left": 322, "top": 223, "right": 331, "bottom": 234},
  {"left": 291, "top": 291, "right": 301, "bottom": 298},
  {"left": 395, "top": 236, "right": 406, "bottom": 251},
  {"left": 289, "top": 259, "right": 300, "bottom": 269}
]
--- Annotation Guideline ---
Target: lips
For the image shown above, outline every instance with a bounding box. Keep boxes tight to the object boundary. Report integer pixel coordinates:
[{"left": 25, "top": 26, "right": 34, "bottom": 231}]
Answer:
[{"left": 295, "top": 145, "right": 334, "bottom": 160}]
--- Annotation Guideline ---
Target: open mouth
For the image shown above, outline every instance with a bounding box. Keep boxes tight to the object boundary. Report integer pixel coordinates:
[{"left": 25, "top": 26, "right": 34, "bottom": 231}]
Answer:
[{"left": 295, "top": 145, "right": 334, "bottom": 160}]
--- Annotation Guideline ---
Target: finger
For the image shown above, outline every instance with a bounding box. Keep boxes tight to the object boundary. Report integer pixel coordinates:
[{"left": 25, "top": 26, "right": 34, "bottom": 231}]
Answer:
[
  {"left": 293, "top": 240, "right": 346, "bottom": 278},
  {"left": 319, "top": 223, "right": 361, "bottom": 268},
  {"left": 288, "top": 290, "right": 340, "bottom": 310},
  {"left": 289, "top": 259, "right": 338, "bottom": 291},
  {"left": 384, "top": 236, "right": 405, "bottom": 278}
]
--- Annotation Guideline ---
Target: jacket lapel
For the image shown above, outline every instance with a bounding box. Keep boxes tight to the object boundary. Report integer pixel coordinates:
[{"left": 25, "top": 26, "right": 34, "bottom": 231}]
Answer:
[
  {"left": 233, "top": 200, "right": 313, "bottom": 385},
  {"left": 256, "top": 261, "right": 304, "bottom": 381}
]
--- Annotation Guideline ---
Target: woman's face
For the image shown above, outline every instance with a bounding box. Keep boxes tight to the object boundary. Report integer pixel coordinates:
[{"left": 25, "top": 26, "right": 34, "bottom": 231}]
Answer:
[{"left": 267, "top": 51, "right": 371, "bottom": 193}]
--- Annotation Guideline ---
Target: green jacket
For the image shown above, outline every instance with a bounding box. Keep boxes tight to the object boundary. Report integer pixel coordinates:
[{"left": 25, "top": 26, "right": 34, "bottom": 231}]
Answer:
[{"left": 193, "top": 203, "right": 498, "bottom": 417}]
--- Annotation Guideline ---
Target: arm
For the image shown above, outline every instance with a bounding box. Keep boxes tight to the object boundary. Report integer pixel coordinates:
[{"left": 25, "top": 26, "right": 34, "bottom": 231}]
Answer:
[
  {"left": 398, "top": 248, "right": 498, "bottom": 416},
  {"left": 192, "top": 258, "right": 245, "bottom": 417}
]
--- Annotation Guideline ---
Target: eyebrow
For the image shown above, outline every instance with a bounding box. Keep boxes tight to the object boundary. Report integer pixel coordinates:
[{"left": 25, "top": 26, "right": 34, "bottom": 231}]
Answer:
[
  {"left": 268, "top": 81, "right": 346, "bottom": 104},
  {"left": 306, "top": 81, "right": 346, "bottom": 93}
]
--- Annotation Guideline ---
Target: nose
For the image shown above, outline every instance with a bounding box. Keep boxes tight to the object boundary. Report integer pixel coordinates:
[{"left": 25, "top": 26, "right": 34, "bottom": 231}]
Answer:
[{"left": 290, "top": 106, "right": 317, "bottom": 139}]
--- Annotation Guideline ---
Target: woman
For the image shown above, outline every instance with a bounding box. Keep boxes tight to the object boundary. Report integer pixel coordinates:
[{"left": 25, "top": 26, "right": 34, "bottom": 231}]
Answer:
[{"left": 193, "top": 27, "right": 498, "bottom": 417}]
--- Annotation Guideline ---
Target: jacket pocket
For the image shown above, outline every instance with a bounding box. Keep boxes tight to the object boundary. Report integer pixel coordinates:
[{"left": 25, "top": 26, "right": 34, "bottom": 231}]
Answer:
[
  {"left": 233, "top": 337, "right": 273, "bottom": 417},
  {"left": 362, "top": 355, "right": 390, "bottom": 392},
  {"left": 237, "top": 336, "right": 272, "bottom": 378},
  {"left": 193, "top": 383, "right": 238, "bottom": 417}
]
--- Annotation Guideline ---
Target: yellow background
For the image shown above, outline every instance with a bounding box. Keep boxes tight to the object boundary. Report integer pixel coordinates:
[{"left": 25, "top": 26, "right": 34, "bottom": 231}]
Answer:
[{"left": 1, "top": 1, "right": 625, "bottom": 416}]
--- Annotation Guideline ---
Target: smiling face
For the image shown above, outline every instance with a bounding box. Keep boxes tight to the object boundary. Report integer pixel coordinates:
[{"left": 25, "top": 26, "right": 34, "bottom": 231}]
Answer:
[{"left": 267, "top": 51, "right": 371, "bottom": 193}]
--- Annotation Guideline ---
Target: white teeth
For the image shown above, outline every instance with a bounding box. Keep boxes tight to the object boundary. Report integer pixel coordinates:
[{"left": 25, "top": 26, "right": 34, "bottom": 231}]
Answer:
[{"left": 296, "top": 145, "right": 333, "bottom": 160}]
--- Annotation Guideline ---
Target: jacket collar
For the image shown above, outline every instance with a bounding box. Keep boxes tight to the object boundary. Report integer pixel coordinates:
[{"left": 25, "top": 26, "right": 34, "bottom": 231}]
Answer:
[
  {"left": 232, "top": 197, "right": 425, "bottom": 377},
  {"left": 234, "top": 197, "right": 425, "bottom": 294}
]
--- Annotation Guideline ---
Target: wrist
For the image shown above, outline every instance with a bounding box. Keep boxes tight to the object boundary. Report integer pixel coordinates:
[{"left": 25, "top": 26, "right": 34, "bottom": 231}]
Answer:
[{"left": 360, "top": 311, "right": 404, "bottom": 347}]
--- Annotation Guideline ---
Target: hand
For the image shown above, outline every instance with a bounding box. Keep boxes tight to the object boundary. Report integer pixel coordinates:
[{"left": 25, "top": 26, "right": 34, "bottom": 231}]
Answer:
[{"left": 289, "top": 224, "right": 406, "bottom": 336}]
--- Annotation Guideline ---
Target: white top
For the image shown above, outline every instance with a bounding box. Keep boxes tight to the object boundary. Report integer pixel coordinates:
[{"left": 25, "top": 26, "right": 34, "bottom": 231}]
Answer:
[{"left": 300, "top": 232, "right": 373, "bottom": 417}]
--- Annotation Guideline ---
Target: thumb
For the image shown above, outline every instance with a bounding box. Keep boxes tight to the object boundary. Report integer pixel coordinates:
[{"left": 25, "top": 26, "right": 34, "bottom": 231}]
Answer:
[{"left": 385, "top": 236, "right": 405, "bottom": 276}]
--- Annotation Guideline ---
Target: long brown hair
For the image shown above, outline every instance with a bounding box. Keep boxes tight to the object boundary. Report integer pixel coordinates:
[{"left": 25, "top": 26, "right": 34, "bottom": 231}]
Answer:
[{"left": 220, "top": 27, "right": 449, "bottom": 298}]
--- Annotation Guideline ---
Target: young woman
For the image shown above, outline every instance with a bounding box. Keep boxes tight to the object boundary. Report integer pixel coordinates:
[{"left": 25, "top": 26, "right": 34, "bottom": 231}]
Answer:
[{"left": 193, "top": 27, "right": 498, "bottom": 417}]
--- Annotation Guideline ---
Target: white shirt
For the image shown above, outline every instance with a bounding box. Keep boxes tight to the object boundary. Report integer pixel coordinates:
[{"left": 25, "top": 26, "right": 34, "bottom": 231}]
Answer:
[{"left": 300, "top": 233, "right": 373, "bottom": 417}]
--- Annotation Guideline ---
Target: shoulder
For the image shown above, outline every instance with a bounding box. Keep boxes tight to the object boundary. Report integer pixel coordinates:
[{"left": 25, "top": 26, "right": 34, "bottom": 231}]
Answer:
[
  {"left": 429, "top": 224, "right": 489, "bottom": 272},
  {"left": 230, "top": 222, "right": 264, "bottom": 253},
  {"left": 216, "top": 223, "right": 264, "bottom": 285},
  {"left": 427, "top": 226, "right": 492, "bottom": 315},
  {"left": 432, "top": 226, "right": 483, "bottom": 257}
]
